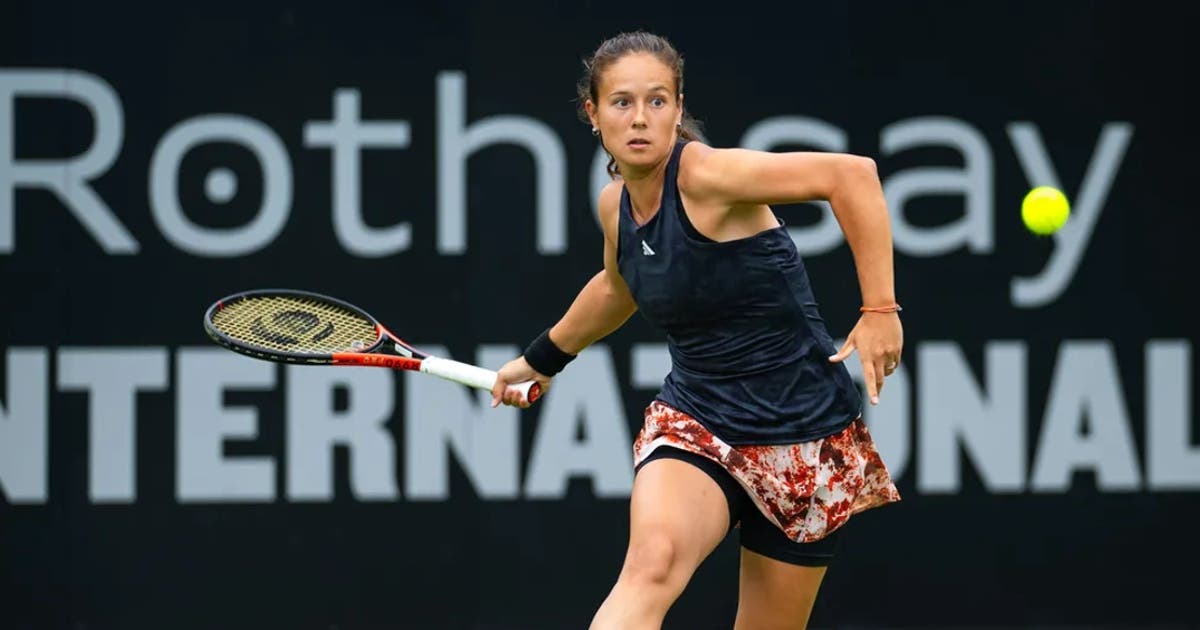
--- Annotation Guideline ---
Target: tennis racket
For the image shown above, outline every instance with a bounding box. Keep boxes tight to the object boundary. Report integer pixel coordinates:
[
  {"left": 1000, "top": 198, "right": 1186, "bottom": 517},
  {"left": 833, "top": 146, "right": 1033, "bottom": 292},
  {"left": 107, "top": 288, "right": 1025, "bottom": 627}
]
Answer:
[{"left": 203, "top": 289, "right": 540, "bottom": 404}]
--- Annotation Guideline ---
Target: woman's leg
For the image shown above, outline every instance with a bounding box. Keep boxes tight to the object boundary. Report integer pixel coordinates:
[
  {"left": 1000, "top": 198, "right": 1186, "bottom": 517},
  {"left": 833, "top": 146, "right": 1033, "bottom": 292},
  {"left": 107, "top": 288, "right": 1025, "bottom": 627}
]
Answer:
[
  {"left": 733, "top": 547, "right": 827, "bottom": 630},
  {"left": 589, "top": 456, "right": 731, "bottom": 630},
  {"left": 732, "top": 506, "right": 839, "bottom": 630}
]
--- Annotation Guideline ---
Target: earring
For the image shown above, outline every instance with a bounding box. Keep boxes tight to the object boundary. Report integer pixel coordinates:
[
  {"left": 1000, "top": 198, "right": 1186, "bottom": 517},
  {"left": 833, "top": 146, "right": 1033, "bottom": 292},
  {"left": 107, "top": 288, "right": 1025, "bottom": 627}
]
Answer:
[
  {"left": 676, "top": 121, "right": 682, "bottom": 128},
  {"left": 591, "top": 127, "right": 599, "bottom": 136}
]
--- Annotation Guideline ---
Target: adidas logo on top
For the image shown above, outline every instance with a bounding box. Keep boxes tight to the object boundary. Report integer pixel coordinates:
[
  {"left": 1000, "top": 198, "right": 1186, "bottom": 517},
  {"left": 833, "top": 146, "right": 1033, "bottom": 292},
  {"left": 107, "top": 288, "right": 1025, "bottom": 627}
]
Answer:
[{"left": 641, "top": 240, "right": 656, "bottom": 256}]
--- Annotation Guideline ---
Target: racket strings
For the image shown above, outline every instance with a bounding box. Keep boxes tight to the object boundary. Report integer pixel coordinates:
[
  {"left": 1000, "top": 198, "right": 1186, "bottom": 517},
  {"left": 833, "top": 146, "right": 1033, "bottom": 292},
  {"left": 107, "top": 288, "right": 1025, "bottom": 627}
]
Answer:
[{"left": 210, "top": 295, "right": 379, "bottom": 355}]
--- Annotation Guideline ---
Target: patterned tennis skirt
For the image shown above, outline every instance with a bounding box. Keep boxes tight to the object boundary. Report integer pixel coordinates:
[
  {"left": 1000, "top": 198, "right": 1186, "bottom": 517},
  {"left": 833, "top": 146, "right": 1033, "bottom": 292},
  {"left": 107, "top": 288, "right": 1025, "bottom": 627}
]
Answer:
[{"left": 633, "top": 401, "right": 901, "bottom": 543}]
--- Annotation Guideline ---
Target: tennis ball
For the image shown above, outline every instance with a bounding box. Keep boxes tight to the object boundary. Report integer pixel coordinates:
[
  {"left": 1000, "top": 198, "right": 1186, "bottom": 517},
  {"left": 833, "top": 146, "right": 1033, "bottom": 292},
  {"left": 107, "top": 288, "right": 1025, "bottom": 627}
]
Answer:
[{"left": 1021, "top": 186, "right": 1070, "bottom": 235}]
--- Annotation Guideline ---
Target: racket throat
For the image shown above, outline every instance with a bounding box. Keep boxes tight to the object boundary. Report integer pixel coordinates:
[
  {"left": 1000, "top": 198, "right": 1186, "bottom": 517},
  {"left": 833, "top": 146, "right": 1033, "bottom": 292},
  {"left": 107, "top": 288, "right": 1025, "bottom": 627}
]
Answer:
[{"left": 332, "top": 353, "right": 422, "bottom": 370}]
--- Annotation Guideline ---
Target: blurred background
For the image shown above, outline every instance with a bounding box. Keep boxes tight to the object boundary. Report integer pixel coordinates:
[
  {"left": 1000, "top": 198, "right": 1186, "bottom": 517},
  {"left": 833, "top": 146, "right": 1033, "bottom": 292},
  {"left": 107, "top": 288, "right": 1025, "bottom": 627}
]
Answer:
[{"left": 2, "top": 1, "right": 1197, "bottom": 628}]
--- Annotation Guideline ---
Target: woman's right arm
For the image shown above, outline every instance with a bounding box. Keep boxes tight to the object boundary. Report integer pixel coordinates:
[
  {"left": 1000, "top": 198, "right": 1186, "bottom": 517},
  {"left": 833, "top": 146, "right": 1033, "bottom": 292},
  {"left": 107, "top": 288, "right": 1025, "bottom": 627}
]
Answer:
[
  {"left": 547, "top": 181, "right": 637, "bottom": 353},
  {"left": 490, "top": 181, "right": 637, "bottom": 407}
]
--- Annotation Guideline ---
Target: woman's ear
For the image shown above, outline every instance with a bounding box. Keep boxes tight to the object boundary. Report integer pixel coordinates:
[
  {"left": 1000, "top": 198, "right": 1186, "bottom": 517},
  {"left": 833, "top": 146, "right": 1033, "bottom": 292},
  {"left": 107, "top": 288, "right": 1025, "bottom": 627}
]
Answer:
[{"left": 584, "top": 99, "right": 599, "bottom": 130}]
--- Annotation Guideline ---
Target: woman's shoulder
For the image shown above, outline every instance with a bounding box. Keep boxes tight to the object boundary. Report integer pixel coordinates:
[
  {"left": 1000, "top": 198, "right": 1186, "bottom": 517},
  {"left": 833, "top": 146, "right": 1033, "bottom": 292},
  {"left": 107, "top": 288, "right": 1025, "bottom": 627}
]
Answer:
[
  {"left": 597, "top": 178, "right": 625, "bottom": 239},
  {"left": 598, "top": 178, "right": 624, "bottom": 212},
  {"left": 677, "top": 140, "right": 724, "bottom": 197},
  {"left": 678, "top": 138, "right": 714, "bottom": 165}
]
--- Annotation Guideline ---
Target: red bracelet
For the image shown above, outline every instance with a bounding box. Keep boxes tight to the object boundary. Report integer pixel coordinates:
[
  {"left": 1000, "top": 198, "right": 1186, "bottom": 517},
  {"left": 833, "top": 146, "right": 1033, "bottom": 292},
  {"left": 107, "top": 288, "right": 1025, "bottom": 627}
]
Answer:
[{"left": 861, "top": 304, "right": 902, "bottom": 313}]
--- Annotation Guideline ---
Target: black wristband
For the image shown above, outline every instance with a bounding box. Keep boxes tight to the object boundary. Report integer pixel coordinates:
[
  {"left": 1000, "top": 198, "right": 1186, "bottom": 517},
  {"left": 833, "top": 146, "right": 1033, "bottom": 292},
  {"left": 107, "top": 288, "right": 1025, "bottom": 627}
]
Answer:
[{"left": 523, "top": 328, "right": 576, "bottom": 376}]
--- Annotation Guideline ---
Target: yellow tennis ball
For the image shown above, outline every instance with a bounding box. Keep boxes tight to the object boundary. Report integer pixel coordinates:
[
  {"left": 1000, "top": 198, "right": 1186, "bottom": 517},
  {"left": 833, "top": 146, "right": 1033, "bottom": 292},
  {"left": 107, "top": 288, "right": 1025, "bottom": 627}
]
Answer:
[{"left": 1021, "top": 186, "right": 1070, "bottom": 235}]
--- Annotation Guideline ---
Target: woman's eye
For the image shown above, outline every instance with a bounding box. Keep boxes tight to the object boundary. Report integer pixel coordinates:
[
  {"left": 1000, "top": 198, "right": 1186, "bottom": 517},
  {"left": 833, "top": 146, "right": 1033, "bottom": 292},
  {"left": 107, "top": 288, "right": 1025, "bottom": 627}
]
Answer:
[
  {"left": 651, "top": 97, "right": 665, "bottom": 107},
  {"left": 614, "top": 98, "right": 630, "bottom": 107}
]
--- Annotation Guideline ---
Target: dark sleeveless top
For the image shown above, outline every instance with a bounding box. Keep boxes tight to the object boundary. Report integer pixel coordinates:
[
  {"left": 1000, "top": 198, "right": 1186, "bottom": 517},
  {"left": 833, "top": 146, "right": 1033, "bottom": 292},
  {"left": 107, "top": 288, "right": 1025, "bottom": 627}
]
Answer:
[{"left": 616, "top": 140, "right": 862, "bottom": 445}]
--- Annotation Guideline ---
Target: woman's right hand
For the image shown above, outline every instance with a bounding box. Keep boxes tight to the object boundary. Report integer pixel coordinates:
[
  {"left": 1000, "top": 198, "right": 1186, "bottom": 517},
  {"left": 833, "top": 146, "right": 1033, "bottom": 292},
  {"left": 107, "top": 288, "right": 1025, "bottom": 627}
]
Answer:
[{"left": 490, "top": 355, "right": 552, "bottom": 409}]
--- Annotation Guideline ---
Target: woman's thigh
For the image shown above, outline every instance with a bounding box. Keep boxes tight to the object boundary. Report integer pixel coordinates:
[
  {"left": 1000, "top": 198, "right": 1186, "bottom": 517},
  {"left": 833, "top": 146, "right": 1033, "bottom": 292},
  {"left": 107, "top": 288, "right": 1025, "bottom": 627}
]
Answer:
[{"left": 625, "top": 456, "right": 731, "bottom": 577}]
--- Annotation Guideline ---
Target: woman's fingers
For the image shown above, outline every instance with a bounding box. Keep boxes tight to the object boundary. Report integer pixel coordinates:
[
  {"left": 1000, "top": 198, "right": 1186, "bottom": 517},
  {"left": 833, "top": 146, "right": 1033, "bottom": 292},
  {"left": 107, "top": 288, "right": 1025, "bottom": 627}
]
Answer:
[
  {"left": 828, "top": 338, "right": 855, "bottom": 363},
  {"left": 863, "top": 359, "right": 879, "bottom": 405}
]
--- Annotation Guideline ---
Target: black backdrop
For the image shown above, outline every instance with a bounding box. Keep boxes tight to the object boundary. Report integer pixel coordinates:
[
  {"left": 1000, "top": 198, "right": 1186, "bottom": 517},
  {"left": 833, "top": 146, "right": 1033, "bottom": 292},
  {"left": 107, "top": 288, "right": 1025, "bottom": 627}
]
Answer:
[{"left": 3, "top": 1, "right": 1198, "bottom": 628}]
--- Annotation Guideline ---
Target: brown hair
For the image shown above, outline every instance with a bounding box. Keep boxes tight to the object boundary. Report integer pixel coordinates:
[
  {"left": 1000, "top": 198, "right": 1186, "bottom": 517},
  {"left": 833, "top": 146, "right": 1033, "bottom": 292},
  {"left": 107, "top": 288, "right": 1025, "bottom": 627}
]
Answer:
[{"left": 576, "top": 31, "right": 706, "bottom": 179}]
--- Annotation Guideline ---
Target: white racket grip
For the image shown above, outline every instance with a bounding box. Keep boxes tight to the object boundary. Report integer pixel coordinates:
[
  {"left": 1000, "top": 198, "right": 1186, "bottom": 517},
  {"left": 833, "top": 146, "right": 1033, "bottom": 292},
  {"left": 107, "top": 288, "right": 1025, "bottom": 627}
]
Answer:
[{"left": 420, "top": 357, "right": 541, "bottom": 403}]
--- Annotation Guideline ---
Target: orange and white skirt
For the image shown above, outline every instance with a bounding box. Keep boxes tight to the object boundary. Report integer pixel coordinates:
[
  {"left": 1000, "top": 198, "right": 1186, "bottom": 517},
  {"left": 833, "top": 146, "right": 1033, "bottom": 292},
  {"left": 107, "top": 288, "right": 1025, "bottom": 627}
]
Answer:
[{"left": 633, "top": 401, "right": 901, "bottom": 543}]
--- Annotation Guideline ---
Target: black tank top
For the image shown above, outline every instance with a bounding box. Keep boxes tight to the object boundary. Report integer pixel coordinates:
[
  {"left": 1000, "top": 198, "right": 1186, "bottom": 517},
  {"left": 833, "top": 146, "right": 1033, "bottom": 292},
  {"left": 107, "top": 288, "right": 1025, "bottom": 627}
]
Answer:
[{"left": 616, "top": 140, "right": 862, "bottom": 445}]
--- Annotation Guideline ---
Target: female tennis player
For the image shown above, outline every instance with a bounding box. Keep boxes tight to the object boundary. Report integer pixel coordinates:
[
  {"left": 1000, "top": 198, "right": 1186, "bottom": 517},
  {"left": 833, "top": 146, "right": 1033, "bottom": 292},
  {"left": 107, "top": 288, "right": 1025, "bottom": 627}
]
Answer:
[{"left": 491, "top": 31, "right": 902, "bottom": 630}]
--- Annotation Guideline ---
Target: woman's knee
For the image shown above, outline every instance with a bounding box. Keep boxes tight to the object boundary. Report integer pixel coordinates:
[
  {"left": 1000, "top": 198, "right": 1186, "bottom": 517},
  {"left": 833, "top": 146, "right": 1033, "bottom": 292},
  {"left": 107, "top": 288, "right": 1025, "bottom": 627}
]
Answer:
[{"left": 620, "top": 533, "right": 682, "bottom": 587}]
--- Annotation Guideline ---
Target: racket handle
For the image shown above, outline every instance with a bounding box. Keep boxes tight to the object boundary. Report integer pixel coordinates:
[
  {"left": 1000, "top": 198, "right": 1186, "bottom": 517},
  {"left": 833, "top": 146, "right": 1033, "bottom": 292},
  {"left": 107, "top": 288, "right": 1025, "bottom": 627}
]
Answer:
[{"left": 420, "top": 357, "right": 542, "bottom": 404}]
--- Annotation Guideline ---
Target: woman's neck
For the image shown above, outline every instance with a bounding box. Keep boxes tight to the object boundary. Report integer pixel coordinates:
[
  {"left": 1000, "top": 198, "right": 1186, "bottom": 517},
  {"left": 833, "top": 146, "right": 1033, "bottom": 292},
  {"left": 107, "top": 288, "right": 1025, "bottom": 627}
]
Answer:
[{"left": 620, "top": 154, "right": 671, "bottom": 224}]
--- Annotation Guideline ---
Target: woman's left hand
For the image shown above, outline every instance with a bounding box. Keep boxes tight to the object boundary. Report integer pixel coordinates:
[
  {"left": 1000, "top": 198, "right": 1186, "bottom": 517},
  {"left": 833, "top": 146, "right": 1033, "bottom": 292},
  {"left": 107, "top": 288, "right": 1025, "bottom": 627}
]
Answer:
[{"left": 828, "top": 312, "right": 904, "bottom": 405}]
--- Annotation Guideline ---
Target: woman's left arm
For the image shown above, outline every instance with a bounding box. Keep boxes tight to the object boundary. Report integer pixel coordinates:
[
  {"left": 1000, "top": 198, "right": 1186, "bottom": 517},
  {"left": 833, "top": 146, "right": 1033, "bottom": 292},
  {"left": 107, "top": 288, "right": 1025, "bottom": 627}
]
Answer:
[{"left": 682, "top": 145, "right": 903, "bottom": 405}]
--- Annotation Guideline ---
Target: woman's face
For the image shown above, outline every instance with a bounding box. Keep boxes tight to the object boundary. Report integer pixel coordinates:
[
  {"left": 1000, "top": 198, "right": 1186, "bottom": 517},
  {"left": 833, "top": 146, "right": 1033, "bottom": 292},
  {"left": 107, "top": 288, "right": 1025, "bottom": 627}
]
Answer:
[{"left": 587, "top": 52, "right": 682, "bottom": 173}]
